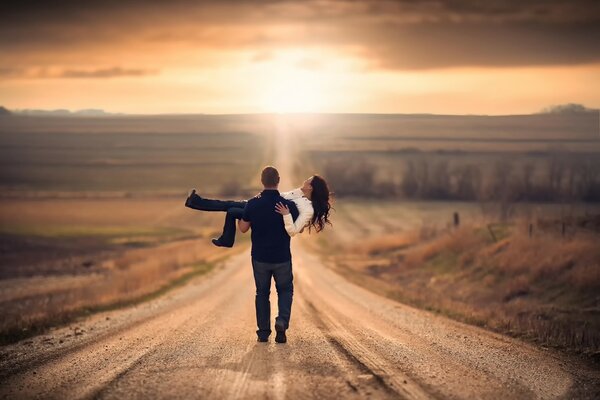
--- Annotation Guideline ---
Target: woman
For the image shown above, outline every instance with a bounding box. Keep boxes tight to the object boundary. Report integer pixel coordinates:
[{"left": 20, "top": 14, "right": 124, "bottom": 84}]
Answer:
[{"left": 185, "top": 175, "right": 332, "bottom": 247}]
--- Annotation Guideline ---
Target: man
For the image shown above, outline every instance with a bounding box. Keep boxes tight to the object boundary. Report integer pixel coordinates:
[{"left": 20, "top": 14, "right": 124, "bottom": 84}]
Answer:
[{"left": 238, "top": 166, "right": 299, "bottom": 343}]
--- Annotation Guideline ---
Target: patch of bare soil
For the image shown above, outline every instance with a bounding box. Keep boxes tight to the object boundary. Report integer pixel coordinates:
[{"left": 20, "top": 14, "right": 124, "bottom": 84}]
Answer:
[{"left": 0, "top": 234, "right": 119, "bottom": 279}]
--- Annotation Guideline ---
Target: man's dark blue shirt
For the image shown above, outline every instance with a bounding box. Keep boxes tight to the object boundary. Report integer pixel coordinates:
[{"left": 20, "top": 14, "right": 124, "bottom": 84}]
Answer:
[{"left": 242, "top": 189, "right": 299, "bottom": 263}]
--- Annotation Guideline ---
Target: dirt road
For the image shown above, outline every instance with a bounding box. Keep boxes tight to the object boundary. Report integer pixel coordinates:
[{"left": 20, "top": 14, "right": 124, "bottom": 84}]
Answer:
[{"left": 1, "top": 239, "right": 596, "bottom": 399}]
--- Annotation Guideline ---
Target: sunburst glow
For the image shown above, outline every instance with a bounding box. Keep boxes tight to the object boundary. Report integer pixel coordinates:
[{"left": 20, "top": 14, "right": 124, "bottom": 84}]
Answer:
[{"left": 262, "top": 72, "right": 330, "bottom": 113}]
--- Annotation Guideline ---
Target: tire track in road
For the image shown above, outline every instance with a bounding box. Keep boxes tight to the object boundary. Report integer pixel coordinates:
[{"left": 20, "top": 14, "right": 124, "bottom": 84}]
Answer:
[
  {"left": 301, "top": 298, "right": 431, "bottom": 400},
  {"left": 292, "top": 239, "right": 577, "bottom": 399}
]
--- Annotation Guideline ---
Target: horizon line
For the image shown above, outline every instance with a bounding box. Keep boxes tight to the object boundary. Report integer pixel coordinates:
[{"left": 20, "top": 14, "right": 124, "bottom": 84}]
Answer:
[{"left": 3, "top": 109, "right": 599, "bottom": 119}]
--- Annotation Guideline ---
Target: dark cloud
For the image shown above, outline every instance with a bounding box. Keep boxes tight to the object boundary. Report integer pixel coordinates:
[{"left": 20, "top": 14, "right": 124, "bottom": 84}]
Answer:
[
  {"left": 351, "top": 20, "right": 600, "bottom": 70},
  {"left": 0, "top": 0, "right": 599, "bottom": 70}
]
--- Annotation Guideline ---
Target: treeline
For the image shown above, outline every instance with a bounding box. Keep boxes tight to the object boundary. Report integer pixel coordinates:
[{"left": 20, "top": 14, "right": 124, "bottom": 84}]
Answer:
[{"left": 323, "top": 156, "right": 600, "bottom": 202}]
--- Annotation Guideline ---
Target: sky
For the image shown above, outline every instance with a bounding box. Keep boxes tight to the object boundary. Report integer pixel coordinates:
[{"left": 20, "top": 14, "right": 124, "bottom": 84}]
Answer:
[{"left": 1, "top": 0, "right": 599, "bottom": 115}]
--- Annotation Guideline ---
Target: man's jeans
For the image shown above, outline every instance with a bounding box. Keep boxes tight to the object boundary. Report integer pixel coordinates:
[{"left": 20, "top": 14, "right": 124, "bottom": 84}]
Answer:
[{"left": 251, "top": 258, "right": 293, "bottom": 339}]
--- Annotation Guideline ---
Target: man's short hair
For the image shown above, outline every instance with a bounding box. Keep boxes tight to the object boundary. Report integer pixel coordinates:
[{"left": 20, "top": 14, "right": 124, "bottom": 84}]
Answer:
[{"left": 261, "top": 166, "right": 280, "bottom": 187}]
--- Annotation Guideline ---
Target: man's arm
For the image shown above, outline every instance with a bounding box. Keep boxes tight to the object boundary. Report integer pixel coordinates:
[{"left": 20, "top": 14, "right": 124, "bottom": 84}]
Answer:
[
  {"left": 238, "top": 219, "right": 250, "bottom": 233},
  {"left": 239, "top": 199, "right": 252, "bottom": 233}
]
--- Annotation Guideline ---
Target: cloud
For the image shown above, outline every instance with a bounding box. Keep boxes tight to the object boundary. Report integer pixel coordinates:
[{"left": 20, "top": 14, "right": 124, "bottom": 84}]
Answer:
[
  {"left": 0, "top": 0, "right": 599, "bottom": 70},
  {"left": 0, "top": 67, "right": 22, "bottom": 78},
  {"left": 58, "top": 67, "right": 157, "bottom": 78},
  {"left": 0, "top": 66, "right": 158, "bottom": 80},
  {"left": 348, "top": 20, "right": 600, "bottom": 70}
]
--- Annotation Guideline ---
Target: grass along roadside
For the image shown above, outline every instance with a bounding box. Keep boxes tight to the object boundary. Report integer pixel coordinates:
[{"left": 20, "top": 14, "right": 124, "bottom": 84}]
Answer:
[
  {"left": 0, "top": 225, "right": 196, "bottom": 246},
  {"left": 312, "top": 223, "right": 600, "bottom": 357},
  {"left": 0, "top": 239, "right": 247, "bottom": 346},
  {"left": 0, "top": 261, "right": 214, "bottom": 346}
]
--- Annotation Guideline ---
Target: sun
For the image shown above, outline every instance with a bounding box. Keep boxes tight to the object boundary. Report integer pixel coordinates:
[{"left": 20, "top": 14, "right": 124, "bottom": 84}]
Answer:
[{"left": 261, "top": 70, "right": 328, "bottom": 113}]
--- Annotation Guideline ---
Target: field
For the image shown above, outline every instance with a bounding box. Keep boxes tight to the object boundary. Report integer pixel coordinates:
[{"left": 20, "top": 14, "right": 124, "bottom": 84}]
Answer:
[
  {"left": 0, "top": 114, "right": 275, "bottom": 195},
  {"left": 288, "top": 112, "right": 600, "bottom": 202}
]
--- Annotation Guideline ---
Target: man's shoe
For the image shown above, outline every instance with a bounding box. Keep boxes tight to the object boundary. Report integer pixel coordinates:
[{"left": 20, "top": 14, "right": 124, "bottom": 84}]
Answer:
[
  {"left": 275, "top": 320, "right": 287, "bottom": 344},
  {"left": 257, "top": 336, "right": 268, "bottom": 343},
  {"left": 212, "top": 238, "right": 233, "bottom": 248}
]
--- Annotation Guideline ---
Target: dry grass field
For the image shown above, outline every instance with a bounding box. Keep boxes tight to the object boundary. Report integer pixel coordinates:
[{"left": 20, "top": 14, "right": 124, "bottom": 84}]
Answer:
[
  {"left": 0, "top": 114, "right": 275, "bottom": 195},
  {"left": 0, "top": 195, "right": 250, "bottom": 343},
  {"left": 308, "top": 198, "right": 600, "bottom": 355},
  {"left": 0, "top": 197, "right": 237, "bottom": 276}
]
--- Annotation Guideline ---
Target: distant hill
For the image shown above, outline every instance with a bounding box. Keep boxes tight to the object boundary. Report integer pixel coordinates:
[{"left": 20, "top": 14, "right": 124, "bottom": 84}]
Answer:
[
  {"left": 74, "top": 109, "right": 115, "bottom": 116},
  {"left": 13, "top": 108, "right": 119, "bottom": 117},
  {"left": 540, "top": 103, "right": 598, "bottom": 114},
  {"left": 4, "top": 104, "right": 598, "bottom": 118}
]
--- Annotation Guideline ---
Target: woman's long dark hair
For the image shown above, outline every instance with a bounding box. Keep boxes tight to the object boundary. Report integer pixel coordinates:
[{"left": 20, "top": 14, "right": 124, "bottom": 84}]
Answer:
[{"left": 308, "top": 175, "right": 333, "bottom": 233}]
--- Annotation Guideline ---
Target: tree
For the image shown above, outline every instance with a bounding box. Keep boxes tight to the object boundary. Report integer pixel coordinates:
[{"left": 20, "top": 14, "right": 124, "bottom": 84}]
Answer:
[
  {"left": 429, "top": 161, "right": 452, "bottom": 199},
  {"left": 454, "top": 164, "right": 482, "bottom": 200},
  {"left": 547, "top": 155, "right": 565, "bottom": 200},
  {"left": 519, "top": 163, "right": 535, "bottom": 200},
  {"left": 401, "top": 160, "right": 419, "bottom": 198}
]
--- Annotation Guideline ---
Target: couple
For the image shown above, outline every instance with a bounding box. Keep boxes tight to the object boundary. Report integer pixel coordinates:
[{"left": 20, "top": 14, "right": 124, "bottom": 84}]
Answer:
[{"left": 185, "top": 166, "right": 332, "bottom": 343}]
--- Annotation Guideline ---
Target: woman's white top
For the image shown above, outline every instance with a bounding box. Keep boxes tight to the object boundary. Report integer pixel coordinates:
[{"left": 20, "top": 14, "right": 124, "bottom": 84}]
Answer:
[{"left": 280, "top": 188, "right": 314, "bottom": 237}]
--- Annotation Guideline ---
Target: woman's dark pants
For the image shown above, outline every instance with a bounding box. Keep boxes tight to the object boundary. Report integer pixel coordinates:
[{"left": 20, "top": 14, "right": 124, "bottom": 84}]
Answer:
[{"left": 186, "top": 193, "right": 247, "bottom": 246}]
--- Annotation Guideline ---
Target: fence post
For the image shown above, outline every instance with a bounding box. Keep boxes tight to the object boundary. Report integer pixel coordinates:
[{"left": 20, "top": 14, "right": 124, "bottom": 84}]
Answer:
[
  {"left": 529, "top": 223, "right": 533, "bottom": 238},
  {"left": 561, "top": 221, "right": 566, "bottom": 237},
  {"left": 453, "top": 212, "right": 460, "bottom": 228},
  {"left": 487, "top": 224, "right": 497, "bottom": 242}
]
